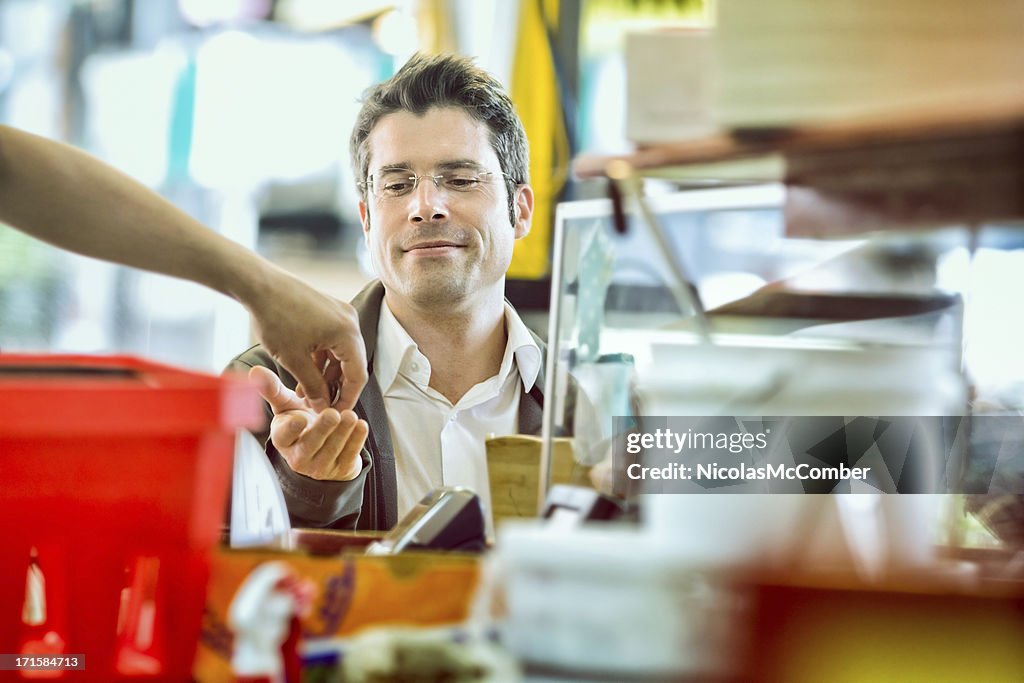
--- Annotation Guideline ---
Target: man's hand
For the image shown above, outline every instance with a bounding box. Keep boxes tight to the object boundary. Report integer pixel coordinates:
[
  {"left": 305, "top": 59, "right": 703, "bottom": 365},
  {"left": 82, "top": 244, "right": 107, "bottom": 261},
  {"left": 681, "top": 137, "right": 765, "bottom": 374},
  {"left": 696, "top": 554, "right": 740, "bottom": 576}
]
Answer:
[
  {"left": 246, "top": 272, "right": 368, "bottom": 413},
  {"left": 250, "top": 366, "right": 368, "bottom": 481}
]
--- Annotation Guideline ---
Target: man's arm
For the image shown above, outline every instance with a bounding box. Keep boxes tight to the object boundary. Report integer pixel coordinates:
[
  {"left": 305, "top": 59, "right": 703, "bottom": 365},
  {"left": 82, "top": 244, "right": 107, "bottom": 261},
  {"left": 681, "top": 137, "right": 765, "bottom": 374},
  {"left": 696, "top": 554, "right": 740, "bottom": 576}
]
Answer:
[{"left": 0, "top": 124, "right": 366, "bottom": 411}]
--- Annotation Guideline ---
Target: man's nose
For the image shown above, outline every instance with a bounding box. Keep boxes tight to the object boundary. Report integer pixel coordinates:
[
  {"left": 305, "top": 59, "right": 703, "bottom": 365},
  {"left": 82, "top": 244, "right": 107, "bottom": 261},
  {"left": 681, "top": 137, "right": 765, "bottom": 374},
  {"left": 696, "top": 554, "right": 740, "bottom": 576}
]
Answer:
[{"left": 408, "top": 178, "right": 449, "bottom": 224}]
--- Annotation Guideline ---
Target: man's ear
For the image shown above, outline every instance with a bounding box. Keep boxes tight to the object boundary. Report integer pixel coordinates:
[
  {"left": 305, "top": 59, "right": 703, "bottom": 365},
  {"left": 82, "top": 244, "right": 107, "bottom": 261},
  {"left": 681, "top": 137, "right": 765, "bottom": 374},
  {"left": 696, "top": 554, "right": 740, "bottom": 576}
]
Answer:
[
  {"left": 358, "top": 200, "right": 370, "bottom": 235},
  {"left": 513, "top": 184, "right": 535, "bottom": 240}
]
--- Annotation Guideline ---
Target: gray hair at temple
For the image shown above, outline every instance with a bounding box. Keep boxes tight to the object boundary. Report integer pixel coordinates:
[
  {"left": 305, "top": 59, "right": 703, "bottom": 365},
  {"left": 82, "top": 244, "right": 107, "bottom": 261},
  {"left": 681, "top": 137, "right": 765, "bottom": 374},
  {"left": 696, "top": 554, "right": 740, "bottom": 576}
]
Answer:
[{"left": 350, "top": 53, "right": 530, "bottom": 227}]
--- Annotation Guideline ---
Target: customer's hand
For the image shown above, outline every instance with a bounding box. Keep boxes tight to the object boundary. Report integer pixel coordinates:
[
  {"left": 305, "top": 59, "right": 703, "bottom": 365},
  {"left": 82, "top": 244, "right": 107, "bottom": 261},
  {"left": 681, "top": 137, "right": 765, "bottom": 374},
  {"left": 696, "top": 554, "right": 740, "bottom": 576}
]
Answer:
[{"left": 249, "top": 366, "right": 367, "bottom": 481}]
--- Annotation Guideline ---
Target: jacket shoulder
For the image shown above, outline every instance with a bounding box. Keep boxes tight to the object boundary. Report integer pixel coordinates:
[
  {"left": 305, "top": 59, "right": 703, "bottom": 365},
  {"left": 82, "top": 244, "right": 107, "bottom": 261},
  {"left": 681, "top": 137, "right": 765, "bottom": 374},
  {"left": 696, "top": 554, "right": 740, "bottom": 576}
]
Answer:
[{"left": 225, "top": 344, "right": 297, "bottom": 390}]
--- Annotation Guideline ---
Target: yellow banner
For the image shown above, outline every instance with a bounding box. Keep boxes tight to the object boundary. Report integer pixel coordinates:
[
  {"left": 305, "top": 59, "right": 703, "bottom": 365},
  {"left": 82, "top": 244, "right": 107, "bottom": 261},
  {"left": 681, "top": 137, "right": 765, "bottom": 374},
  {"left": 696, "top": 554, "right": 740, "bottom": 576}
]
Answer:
[{"left": 509, "top": 0, "right": 569, "bottom": 280}]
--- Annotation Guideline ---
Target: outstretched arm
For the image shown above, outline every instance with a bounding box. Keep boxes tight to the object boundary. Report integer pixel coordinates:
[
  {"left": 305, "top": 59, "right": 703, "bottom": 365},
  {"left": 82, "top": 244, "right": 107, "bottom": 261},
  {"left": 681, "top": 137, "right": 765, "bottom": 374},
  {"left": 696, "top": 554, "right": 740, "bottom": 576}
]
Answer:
[{"left": 0, "top": 124, "right": 366, "bottom": 411}]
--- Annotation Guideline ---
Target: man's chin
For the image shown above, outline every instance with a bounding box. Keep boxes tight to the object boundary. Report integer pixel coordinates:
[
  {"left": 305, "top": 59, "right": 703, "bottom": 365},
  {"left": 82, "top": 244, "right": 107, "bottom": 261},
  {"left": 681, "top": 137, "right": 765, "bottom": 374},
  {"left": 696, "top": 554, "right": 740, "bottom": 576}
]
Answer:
[
  {"left": 403, "top": 277, "right": 470, "bottom": 308},
  {"left": 388, "top": 269, "right": 501, "bottom": 309}
]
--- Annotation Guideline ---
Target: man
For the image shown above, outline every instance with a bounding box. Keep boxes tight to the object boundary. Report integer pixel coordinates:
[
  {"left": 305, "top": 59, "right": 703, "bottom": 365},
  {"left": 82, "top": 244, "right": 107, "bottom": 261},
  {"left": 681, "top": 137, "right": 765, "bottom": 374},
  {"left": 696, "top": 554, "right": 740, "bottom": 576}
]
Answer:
[
  {"left": 0, "top": 124, "right": 366, "bottom": 411},
  {"left": 229, "top": 53, "right": 541, "bottom": 531}
]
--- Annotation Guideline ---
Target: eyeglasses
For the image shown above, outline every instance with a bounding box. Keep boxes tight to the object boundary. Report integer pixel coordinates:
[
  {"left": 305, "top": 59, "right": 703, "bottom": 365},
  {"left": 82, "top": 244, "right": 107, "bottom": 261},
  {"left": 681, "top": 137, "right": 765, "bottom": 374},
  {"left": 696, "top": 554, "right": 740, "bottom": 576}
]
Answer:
[{"left": 361, "top": 170, "right": 516, "bottom": 200}]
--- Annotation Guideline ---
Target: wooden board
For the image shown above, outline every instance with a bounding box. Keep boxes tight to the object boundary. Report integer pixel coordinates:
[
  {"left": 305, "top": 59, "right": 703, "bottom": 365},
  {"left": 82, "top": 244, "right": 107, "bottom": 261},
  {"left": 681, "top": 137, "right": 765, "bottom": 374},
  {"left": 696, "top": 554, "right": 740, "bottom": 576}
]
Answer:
[{"left": 486, "top": 435, "right": 592, "bottom": 523}]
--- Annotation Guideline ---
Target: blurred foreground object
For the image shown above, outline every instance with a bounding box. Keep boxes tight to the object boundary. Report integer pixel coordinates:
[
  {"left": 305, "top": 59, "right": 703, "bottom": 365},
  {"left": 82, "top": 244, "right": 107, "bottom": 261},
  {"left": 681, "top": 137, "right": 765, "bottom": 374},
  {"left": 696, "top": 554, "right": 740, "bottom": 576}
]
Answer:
[
  {"left": 230, "top": 431, "right": 291, "bottom": 549},
  {"left": 195, "top": 549, "right": 481, "bottom": 681},
  {"left": 338, "top": 627, "right": 520, "bottom": 683},
  {"left": 228, "top": 561, "right": 312, "bottom": 683},
  {"left": 743, "top": 572, "right": 1024, "bottom": 682},
  {"left": 967, "top": 495, "right": 1024, "bottom": 548},
  {"left": 495, "top": 522, "right": 747, "bottom": 680},
  {"left": 494, "top": 515, "right": 1024, "bottom": 681},
  {"left": 0, "top": 354, "right": 261, "bottom": 681}
]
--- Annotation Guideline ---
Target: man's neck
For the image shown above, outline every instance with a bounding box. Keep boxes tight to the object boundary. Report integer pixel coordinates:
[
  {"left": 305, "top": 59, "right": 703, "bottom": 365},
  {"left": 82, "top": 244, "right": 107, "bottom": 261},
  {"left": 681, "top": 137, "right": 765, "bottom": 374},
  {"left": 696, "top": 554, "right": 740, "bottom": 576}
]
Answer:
[{"left": 385, "top": 288, "right": 508, "bottom": 405}]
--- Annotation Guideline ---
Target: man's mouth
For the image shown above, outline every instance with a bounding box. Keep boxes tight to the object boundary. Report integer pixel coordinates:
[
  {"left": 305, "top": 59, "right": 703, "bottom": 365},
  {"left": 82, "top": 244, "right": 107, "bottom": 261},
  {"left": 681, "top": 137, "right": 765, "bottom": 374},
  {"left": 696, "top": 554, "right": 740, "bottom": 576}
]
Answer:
[{"left": 404, "top": 240, "right": 464, "bottom": 253}]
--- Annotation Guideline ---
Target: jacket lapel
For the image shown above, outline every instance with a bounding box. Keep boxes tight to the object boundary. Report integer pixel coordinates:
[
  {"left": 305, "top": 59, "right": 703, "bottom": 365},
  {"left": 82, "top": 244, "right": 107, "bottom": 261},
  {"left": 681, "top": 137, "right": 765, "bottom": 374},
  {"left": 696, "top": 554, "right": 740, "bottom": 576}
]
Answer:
[
  {"left": 350, "top": 281, "right": 398, "bottom": 529},
  {"left": 517, "top": 329, "right": 547, "bottom": 435}
]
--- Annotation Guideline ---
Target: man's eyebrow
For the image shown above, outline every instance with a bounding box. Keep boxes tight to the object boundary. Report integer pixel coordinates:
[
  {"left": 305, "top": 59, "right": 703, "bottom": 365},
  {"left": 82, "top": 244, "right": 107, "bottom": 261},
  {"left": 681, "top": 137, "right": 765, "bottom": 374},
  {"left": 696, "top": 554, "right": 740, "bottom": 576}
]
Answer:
[
  {"left": 435, "top": 159, "right": 487, "bottom": 171},
  {"left": 375, "top": 163, "right": 413, "bottom": 175},
  {"left": 375, "top": 160, "right": 487, "bottom": 175}
]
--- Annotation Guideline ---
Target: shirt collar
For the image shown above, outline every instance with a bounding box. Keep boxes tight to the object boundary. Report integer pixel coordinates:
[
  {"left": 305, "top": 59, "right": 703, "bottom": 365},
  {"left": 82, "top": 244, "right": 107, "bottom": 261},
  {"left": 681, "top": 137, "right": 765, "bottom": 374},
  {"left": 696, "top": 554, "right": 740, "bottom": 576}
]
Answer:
[
  {"left": 374, "top": 298, "right": 542, "bottom": 394},
  {"left": 503, "top": 301, "right": 542, "bottom": 393},
  {"left": 375, "top": 300, "right": 421, "bottom": 393}
]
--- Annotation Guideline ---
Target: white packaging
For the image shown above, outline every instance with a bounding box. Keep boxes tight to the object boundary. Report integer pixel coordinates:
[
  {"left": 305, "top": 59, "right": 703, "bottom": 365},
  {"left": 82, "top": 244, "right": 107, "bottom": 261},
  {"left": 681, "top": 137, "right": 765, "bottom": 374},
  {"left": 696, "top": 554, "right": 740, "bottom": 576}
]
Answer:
[{"left": 494, "top": 522, "right": 746, "bottom": 678}]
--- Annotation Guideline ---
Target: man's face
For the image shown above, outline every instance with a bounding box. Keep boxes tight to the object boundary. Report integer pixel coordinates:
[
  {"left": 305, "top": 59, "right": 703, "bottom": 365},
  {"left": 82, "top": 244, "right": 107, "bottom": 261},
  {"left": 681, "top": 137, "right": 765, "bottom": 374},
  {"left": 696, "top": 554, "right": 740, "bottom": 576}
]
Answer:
[{"left": 358, "top": 107, "right": 533, "bottom": 312}]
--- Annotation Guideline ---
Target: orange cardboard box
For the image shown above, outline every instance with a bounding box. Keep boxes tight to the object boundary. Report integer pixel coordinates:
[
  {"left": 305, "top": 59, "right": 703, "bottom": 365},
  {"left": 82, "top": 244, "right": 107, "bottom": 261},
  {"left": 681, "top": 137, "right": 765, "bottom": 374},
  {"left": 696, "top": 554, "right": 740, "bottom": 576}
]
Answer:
[{"left": 194, "top": 547, "right": 481, "bottom": 681}]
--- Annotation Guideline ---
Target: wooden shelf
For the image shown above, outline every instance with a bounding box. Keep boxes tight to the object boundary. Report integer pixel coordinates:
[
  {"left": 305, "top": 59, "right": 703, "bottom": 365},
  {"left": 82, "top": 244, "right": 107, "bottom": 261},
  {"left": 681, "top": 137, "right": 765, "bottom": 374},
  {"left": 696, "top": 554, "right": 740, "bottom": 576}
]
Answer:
[{"left": 575, "top": 102, "right": 1024, "bottom": 237}]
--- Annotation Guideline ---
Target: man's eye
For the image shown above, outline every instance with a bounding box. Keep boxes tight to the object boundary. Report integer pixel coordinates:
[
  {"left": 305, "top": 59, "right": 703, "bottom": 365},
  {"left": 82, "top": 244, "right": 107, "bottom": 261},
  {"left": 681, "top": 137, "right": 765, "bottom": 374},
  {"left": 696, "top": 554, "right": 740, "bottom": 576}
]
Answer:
[
  {"left": 444, "top": 176, "right": 480, "bottom": 190},
  {"left": 382, "top": 181, "right": 413, "bottom": 194}
]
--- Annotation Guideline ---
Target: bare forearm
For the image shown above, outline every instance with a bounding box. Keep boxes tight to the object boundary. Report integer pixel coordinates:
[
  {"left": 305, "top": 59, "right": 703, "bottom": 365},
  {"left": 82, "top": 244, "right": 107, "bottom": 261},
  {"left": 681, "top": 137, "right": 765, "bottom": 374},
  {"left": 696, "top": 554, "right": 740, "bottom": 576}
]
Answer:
[
  {"left": 0, "top": 124, "right": 268, "bottom": 304},
  {"left": 0, "top": 124, "right": 368, "bottom": 410}
]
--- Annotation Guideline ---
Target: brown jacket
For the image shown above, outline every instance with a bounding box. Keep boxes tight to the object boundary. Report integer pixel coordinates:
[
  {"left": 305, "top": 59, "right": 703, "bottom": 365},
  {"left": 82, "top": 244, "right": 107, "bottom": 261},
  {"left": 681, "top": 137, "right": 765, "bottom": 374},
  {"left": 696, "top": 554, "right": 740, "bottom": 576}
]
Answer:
[{"left": 227, "top": 280, "right": 547, "bottom": 531}]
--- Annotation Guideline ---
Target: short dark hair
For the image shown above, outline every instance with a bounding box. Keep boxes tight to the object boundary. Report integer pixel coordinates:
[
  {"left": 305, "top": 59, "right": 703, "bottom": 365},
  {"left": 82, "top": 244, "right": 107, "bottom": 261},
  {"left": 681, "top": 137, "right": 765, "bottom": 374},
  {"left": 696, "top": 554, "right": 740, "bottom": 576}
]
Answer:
[{"left": 350, "top": 53, "right": 529, "bottom": 225}]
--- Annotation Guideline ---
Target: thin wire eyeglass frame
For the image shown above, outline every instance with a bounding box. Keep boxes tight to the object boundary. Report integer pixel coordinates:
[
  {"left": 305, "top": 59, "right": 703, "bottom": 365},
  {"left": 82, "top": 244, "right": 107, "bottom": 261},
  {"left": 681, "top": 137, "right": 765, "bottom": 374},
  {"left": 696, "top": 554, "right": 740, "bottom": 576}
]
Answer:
[{"left": 360, "top": 170, "right": 520, "bottom": 200}]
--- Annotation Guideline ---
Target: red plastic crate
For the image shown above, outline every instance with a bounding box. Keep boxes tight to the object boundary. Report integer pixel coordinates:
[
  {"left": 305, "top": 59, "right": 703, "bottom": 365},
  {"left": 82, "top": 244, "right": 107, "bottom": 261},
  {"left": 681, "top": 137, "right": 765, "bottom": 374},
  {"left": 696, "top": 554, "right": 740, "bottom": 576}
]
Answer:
[{"left": 0, "top": 355, "right": 262, "bottom": 681}]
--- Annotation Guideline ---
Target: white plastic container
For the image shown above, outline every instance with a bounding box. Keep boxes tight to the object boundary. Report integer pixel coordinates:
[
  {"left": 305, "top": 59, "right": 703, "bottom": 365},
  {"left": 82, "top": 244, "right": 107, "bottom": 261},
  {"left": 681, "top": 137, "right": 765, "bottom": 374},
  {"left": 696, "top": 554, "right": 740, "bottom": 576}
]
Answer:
[{"left": 494, "top": 522, "right": 747, "bottom": 678}]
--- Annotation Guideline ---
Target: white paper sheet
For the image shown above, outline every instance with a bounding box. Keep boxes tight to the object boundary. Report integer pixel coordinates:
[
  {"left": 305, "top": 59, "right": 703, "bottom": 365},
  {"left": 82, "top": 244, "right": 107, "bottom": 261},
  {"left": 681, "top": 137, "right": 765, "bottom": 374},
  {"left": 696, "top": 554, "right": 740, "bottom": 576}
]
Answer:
[{"left": 230, "top": 430, "right": 291, "bottom": 548}]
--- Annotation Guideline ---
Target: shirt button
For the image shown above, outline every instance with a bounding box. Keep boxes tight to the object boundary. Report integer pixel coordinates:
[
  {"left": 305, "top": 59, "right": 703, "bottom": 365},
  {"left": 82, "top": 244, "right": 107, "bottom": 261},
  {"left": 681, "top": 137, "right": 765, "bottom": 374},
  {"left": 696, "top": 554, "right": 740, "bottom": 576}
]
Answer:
[{"left": 411, "top": 362, "right": 419, "bottom": 372}]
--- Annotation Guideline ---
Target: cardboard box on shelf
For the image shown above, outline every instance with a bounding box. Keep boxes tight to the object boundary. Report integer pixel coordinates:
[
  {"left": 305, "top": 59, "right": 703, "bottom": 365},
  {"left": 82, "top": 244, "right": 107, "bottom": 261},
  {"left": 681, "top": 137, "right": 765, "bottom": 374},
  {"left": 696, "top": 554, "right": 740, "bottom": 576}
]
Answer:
[
  {"left": 715, "top": 0, "right": 1024, "bottom": 130},
  {"left": 626, "top": 28, "right": 716, "bottom": 145}
]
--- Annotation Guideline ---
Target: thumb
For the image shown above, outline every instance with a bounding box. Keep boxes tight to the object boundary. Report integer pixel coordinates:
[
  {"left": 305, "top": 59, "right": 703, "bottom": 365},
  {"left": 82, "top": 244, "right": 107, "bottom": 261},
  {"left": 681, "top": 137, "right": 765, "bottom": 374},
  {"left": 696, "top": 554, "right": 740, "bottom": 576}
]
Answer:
[{"left": 249, "top": 366, "right": 307, "bottom": 415}]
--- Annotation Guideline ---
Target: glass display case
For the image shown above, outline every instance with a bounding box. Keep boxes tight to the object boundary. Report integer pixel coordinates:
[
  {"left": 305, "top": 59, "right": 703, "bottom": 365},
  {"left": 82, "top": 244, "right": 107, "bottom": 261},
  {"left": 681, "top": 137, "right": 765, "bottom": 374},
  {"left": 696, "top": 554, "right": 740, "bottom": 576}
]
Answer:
[
  {"left": 537, "top": 182, "right": 1024, "bottom": 574},
  {"left": 539, "top": 177, "right": 1024, "bottom": 559},
  {"left": 541, "top": 183, "right": 969, "bottom": 469}
]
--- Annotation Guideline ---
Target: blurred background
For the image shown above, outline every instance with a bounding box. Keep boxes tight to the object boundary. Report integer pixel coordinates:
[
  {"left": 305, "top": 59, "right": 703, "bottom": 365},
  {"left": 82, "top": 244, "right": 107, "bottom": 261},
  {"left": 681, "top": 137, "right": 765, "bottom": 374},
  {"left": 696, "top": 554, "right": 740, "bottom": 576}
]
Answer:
[
  {"left": 3, "top": 0, "right": 1023, "bottom": 409},
  {"left": 0, "top": 0, "right": 712, "bottom": 372}
]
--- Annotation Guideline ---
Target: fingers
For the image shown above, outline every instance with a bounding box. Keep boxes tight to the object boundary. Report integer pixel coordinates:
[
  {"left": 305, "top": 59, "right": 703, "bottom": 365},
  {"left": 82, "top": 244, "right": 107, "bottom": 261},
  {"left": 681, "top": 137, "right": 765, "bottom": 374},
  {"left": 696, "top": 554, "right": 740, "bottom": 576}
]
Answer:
[
  {"left": 245, "top": 281, "right": 367, "bottom": 412},
  {"left": 272, "top": 408, "right": 369, "bottom": 482},
  {"left": 331, "top": 353, "right": 369, "bottom": 413},
  {"left": 269, "top": 412, "right": 309, "bottom": 450},
  {"left": 315, "top": 352, "right": 344, "bottom": 408},
  {"left": 279, "top": 352, "right": 332, "bottom": 412},
  {"left": 317, "top": 412, "right": 368, "bottom": 481},
  {"left": 279, "top": 343, "right": 367, "bottom": 413},
  {"left": 317, "top": 350, "right": 342, "bottom": 386},
  {"left": 276, "top": 408, "right": 341, "bottom": 475},
  {"left": 250, "top": 366, "right": 307, "bottom": 415},
  {"left": 334, "top": 418, "right": 369, "bottom": 480}
]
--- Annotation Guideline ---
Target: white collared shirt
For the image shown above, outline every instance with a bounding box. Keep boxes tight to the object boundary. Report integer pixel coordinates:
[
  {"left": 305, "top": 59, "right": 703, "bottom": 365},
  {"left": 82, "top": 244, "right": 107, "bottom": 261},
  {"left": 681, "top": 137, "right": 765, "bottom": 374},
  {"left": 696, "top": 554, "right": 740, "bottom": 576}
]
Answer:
[{"left": 374, "top": 299, "right": 542, "bottom": 537}]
